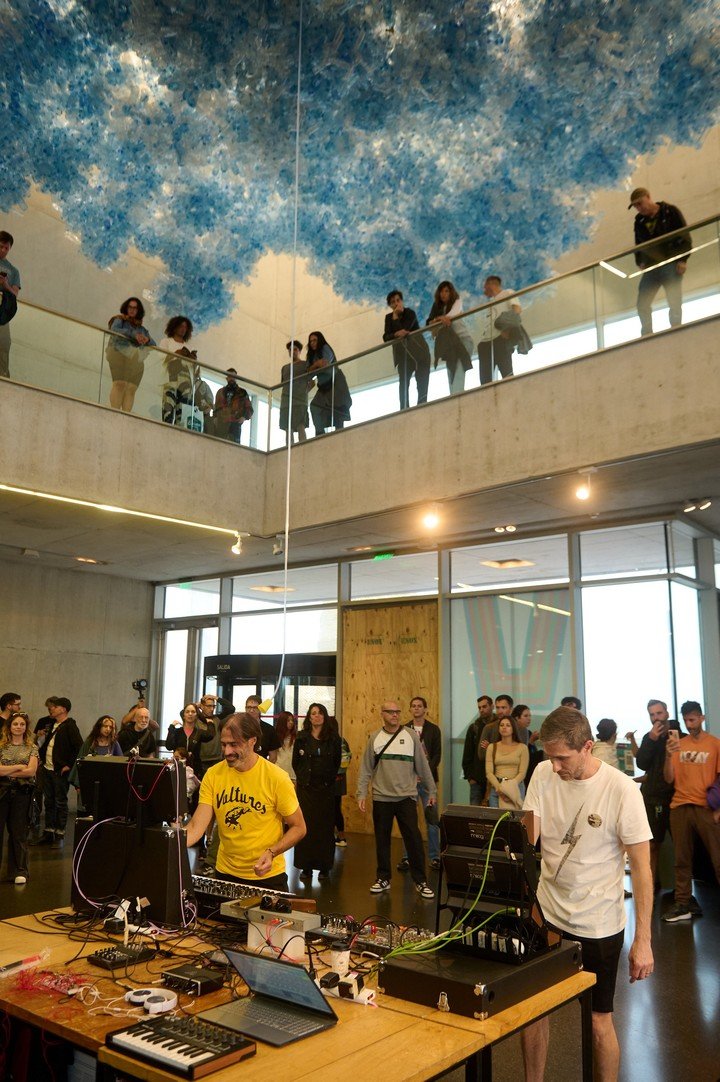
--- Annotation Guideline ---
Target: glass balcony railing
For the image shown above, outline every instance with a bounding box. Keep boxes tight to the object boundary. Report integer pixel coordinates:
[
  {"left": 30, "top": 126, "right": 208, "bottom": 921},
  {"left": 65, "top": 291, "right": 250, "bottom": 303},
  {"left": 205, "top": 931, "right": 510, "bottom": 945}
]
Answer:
[{"left": 3, "top": 213, "right": 718, "bottom": 452}]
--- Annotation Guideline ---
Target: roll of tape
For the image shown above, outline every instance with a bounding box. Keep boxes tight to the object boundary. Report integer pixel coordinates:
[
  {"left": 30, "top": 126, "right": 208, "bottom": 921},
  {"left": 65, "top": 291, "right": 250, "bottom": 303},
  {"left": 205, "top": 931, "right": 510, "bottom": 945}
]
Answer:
[{"left": 144, "top": 989, "right": 178, "bottom": 1015}]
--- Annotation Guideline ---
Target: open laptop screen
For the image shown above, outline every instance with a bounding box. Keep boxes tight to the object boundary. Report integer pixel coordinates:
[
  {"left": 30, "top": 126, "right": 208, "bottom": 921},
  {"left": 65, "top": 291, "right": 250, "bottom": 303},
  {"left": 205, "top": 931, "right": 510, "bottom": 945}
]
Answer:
[{"left": 225, "top": 950, "right": 336, "bottom": 1017}]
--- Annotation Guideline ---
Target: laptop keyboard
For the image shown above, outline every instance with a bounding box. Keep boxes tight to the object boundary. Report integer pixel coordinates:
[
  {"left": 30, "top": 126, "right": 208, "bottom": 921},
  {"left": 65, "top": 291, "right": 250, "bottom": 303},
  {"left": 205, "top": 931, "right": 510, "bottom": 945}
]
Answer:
[{"left": 235, "top": 999, "right": 324, "bottom": 1036}]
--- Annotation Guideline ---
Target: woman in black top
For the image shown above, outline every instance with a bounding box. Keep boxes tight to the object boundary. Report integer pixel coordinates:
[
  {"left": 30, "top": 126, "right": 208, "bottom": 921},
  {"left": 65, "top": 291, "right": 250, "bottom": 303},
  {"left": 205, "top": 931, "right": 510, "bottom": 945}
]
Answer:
[
  {"left": 165, "top": 703, "right": 216, "bottom": 778},
  {"left": 307, "top": 331, "right": 352, "bottom": 435},
  {"left": 292, "top": 703, "right": 341, "bottom": 881}
]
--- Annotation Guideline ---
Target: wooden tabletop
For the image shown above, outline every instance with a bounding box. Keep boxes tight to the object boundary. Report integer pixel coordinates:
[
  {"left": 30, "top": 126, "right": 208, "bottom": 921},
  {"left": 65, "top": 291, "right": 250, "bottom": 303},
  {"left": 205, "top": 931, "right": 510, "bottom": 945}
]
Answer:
[{"left": 0, "top": 911, "right": 594, "bottom": 1082}]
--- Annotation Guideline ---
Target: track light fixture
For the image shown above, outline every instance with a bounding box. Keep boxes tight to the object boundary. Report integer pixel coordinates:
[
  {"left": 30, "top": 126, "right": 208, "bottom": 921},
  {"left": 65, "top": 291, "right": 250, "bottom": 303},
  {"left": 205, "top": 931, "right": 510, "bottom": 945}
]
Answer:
[
  {"left": 575, "top": 467, "right": 597, "bottom": 501},
  {"left": 422, "top": 504, "right": 441, "bottom": 530},
  {"left": 231, "top": 533, "right": 243, "bottom": 555},
  {"left": 683, "top": 498, "right": 712, "bottom": 513}
]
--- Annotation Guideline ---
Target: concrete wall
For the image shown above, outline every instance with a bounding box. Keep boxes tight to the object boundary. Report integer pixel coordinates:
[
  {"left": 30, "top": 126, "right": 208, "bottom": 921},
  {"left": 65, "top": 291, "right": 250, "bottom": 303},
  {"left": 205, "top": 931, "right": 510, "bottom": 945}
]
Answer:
[
  {"left": 0, "top": 558, "right": 153, "bottom": 734},
  {"left": 263, "top": 317, "right": 720, "bottom": 534}
]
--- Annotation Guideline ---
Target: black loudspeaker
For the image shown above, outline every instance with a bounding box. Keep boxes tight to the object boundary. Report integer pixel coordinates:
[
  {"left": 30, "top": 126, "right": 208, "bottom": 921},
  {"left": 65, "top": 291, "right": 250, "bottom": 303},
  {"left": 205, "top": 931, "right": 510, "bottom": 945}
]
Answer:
[{"left": 72, "top": 819, "right": 194, "bottom": 927}]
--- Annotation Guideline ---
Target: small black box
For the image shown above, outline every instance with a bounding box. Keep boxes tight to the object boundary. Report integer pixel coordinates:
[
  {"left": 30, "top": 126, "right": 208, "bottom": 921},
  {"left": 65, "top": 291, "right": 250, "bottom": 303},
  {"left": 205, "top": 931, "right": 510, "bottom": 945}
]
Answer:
[
  {"left": 378, "top": 940, "right": 582, "bottom": 1019},
  {"left": 161, "top": 964, "right": 224, "bottom": 996}
]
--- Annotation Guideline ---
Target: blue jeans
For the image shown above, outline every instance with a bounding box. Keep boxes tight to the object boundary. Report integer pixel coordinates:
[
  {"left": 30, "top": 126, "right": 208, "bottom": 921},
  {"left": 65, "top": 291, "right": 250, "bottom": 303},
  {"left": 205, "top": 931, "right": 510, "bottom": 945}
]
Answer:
[
  {"left": 489, "top": 781, "right": 526, "bottom": 809},
  {"left": 469, "top": 781, "right": 484, "bottom": 806},
  {"left": 637, "top": 263, "right": 683, "bottom": 336},
  {"left": 402, "top": 782, "right": 440, "bottom": 863}
]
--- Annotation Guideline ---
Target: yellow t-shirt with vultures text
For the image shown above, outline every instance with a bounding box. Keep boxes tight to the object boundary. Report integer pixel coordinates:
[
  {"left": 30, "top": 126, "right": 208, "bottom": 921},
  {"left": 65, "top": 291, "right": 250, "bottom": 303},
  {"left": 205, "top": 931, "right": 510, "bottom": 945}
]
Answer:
[{"left": 199, "top": 756, "right": 299, "bottom": 880}]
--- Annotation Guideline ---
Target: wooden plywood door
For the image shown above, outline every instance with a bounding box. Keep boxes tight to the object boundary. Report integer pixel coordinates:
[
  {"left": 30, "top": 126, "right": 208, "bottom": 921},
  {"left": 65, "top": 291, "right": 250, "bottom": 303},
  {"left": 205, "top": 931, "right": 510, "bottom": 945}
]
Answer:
[{"left": 341, "top": 601, "right": 439, "bottom": 835}]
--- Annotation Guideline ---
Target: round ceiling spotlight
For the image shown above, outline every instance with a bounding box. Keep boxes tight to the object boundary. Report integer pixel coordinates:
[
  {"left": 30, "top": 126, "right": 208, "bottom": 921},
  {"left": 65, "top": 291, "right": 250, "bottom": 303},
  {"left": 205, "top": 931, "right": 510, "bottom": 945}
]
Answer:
[
  {"left": 575, "top": 467, "right": 597, "bottom": 501},
  {"left": 422, "top": 504, "right": 441, "bottom": 530}
]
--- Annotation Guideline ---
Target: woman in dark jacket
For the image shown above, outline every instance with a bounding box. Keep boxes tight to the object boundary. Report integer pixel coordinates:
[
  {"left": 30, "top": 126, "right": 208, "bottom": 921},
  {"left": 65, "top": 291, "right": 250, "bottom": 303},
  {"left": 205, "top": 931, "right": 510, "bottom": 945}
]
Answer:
[
  {"left": 306, "top": 331, "right": 352, "bottom": 436},
  {"left": 426, "top": 280, "right": 473, "bottom": 396},
  {"left": 165, "top": 703, "right": 216, "bottom": 778},
  {"left": 292, "top": 703, "right": 341, "bottom": 882},
  {"left": 383, "top": 289, "right": 432, "bottom": 410}
]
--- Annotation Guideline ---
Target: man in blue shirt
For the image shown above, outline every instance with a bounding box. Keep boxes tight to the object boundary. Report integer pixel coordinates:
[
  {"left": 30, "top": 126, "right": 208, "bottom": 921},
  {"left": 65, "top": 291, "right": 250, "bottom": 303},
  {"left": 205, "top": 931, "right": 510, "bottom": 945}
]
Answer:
[{"left": 0, "top": 231, "right": 21, "bottom": 378}]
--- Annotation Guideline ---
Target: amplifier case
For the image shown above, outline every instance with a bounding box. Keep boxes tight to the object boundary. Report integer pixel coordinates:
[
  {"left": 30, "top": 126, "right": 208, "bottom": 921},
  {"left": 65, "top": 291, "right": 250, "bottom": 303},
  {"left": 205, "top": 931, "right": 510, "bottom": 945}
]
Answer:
[{"left": 378, "top": 940, "right": 582, "bottom": 1019}]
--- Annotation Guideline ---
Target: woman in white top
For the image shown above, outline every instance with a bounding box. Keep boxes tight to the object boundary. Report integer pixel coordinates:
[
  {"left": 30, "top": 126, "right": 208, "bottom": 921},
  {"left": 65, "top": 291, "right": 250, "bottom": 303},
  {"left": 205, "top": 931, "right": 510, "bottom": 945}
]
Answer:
[
  {"left": 159, "top": 315, "right": 198, "bottom": 425},
  {"left": 274, "top": 711, "right": 297, "bottom": 782},
  {"left": 426, "top": 280, "right": 474, "bottom": 396}
]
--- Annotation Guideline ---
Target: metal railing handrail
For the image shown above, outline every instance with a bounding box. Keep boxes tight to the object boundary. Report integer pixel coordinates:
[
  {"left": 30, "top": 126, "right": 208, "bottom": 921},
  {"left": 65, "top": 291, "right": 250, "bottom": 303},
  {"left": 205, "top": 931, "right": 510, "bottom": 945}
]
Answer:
[{"left": 272, "top": 209, "right": 720, "bottom": 389}]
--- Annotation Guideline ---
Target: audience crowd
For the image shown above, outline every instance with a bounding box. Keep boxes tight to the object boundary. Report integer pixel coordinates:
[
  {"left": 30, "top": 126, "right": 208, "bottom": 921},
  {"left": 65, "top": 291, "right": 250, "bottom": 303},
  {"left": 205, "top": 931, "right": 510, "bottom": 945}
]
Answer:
[{"left": 1, "top": 685, "right": 717, "bottom": 921}]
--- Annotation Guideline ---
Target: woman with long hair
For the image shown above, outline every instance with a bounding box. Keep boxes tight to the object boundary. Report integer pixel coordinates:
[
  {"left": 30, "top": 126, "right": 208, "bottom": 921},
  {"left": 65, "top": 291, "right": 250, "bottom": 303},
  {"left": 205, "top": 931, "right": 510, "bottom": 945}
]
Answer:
[
  {"left": 69, "top": 715, "right": 122, "bottom": 788},
  {"left": 274, "top": 711, "right": 297, "bottom": 781},
  {"left": 165, "top": 702, "right": 216, "bottom": 778},
  {"left": 105, "top": 296, "right": 156, "bottom": 413},
  {"left": 486, "top": 715, "right": 529, "bottom": 810},
  {"left": 0, "top": 712, "right": 39, "bottom": 884},
  {"left": 306, "top": 331, "right": 352, "bottom": 436},
  {"left": 292, "top": 703, "right": 341, "bottom": 882},
  {"left": 426, "top": 280, "right": 474, "bottom": 395}
]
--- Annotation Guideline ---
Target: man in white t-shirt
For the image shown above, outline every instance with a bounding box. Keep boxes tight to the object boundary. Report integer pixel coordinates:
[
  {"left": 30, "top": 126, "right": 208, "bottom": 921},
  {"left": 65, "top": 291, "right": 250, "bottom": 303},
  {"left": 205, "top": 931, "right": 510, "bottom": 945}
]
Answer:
[
  {"left": 521, "top": 707, "right": 653, "bottom": 1082},
  {"left": 476, "top": 275, "right": 521, "bottom": 385}
]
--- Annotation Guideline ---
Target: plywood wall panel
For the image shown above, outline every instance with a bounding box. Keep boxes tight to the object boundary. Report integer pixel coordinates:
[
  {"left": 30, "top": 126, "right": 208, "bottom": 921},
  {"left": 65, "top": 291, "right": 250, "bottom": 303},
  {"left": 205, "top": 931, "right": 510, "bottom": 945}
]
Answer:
[{"left": 341, "top": 602, "right": 439, "bottom": 836}]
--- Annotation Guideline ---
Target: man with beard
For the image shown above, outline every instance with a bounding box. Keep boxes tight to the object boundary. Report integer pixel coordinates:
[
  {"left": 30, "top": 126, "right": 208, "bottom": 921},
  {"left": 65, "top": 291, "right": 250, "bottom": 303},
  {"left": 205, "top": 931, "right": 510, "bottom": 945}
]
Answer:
[{"left": 185, "top": 713, "right": 305, "bottom": 891}]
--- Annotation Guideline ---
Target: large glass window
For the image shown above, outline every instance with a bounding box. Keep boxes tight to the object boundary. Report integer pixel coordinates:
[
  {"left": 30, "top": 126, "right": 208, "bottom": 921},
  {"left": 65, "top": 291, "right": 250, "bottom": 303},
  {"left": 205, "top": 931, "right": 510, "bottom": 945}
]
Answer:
[
  {"left": 233, "top": 564, "right": 337, "bottom": 611},
  {"left": 449, "top": 588, "right": 573, "bottom": 801},
  {"left": 350, "top": 552, "right": 438, "bottom": 600},
  {"left": 164, "top": 579, "right": 220, "bottom": 617},
  {"left": 451, "top": 535, "right": 568, "bottom": 592},
  {"left": 231, "top": 608, "right": 337, "bottom": 654},
  {"left": 670, "top": 582, "right": 703, "bottom": 707},
  {"left": 668, "top": 521, "right": 696, "bottom": 579},
  {"left": 580, "top": 523, "right": 667, "bottom": 580},
  {"left": 160, "top": 628, "right": 188, "bottom": 733},
  {"left": 582, "top": 581, "right": 674, "bottom": 723}
]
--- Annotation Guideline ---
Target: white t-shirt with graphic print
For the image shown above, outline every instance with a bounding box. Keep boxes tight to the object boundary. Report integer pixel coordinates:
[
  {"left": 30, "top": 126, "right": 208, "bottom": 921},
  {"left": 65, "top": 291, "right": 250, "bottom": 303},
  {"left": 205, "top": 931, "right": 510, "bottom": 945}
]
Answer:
[{"left": 523, "top": 760, "right": 651, "bottom": 939}]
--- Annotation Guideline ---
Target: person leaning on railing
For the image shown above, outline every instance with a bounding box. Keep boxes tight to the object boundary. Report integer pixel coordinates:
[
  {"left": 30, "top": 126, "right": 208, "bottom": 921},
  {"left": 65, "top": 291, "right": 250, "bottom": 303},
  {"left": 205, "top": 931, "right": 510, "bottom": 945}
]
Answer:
[
  {"left": 105, "top": 296, "right": 156, "bottom": 414},
  {"left": 426, "top": 280, "right": 474, "bottom": 397},
  {"left": 307, "top": 330, "right": 352, "bottom": 436},
  {"left": 158, "top": 315, "right": 199, "bottom": 427}
]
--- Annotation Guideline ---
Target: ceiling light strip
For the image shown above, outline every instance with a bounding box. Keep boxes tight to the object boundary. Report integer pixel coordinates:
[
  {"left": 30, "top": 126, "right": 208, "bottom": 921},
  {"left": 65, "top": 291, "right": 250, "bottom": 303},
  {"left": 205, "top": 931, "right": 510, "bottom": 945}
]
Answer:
[{"left": 0, "top": 482, "right": 244, "bottom": 540}]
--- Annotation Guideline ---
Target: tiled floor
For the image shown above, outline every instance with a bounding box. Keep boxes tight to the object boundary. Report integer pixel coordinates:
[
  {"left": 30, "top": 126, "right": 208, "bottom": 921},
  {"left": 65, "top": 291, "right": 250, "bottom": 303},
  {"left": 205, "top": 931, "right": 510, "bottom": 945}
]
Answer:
[{"left": 2, "top": 822, "right": 719, "bottom": 1081}]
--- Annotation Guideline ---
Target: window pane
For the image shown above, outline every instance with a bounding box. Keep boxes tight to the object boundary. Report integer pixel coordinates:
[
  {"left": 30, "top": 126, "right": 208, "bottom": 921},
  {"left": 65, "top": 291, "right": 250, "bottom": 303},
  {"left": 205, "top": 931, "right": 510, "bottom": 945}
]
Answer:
[
  {"left": 670, "top": 582, "right": 703, "bottom": 707},
  {"left": 580, "top": 524, "right": 667, "bottom": 580},
  {"left": 449, "top": 589, "right": 573, "bottom": 801},
  {"left": 668, "top": 521, "right": 697, "bottom": 579},
  {"left": 350, "top": 552, "right": 438, "bottom": 600},
  {"left": 164, "top": 579, "right": 220, "bottom": 617},
  {"left": 451, "top": 535, "right": 568, "bottom": 592},
  {"left": 233, "top": 564, "right": 338, "bottom": 611},
  {"left": 582, "top": 581, "right": 673, "bottom": 724},
  {"left": 231, "top": 609, "right": 337, "bottom": 654},
  {"left": 160, "top": 629, "right": 188, "bottom": 734}
]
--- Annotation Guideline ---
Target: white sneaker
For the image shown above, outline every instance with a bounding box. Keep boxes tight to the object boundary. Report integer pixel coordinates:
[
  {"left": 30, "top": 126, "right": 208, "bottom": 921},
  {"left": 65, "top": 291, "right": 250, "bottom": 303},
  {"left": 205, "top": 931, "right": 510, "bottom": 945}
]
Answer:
[
  {"left": 415, "top": 881, "right": 435, "bottom": 900},
  {"left": 369, "top": 878, "right": 390, "bottom": 894},
  {"left": 14, "top": 875, "right": 27, "bottom": 885}
]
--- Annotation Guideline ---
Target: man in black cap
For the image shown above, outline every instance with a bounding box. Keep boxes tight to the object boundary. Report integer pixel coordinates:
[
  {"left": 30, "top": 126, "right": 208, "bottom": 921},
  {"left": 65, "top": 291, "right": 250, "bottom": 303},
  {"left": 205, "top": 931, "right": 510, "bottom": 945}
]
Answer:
[{"left": 628, "top": 188, "right": 691, "bottom": 336}]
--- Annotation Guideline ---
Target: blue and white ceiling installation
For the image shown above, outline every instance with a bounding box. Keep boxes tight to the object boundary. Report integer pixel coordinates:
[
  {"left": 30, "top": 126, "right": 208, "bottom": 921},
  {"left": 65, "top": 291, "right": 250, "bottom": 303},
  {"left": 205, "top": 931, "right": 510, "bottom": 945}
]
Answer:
[{"left": 1, "top": 1, "right": 718, "bottom": 324}]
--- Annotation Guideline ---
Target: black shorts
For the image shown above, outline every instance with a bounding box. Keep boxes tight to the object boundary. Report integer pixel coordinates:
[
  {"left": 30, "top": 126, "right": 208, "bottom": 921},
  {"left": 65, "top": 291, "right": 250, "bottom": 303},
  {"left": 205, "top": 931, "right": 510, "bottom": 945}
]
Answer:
[
  {"left": 215, "top": 869, "right": 289, "bottom": 893},
  {"left": 643, "top": 798, "right": 671, "bottom": 844},
  {"left": 553, "top": 927, "right": 624, "bottom": 1014}
]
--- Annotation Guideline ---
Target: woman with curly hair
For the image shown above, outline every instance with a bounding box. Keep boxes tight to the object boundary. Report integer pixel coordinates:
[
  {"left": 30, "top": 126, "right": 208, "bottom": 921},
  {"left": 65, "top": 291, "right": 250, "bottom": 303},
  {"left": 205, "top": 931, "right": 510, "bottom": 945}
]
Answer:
[{"left": 159, "top": 315, "right": 199, "bottom": 426}]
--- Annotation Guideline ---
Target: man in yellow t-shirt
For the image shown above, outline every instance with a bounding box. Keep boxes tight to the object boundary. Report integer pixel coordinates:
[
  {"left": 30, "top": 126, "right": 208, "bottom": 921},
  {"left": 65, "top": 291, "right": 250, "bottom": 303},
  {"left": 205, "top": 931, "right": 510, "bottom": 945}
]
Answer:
[{"left": 186, "top": 713, "right": 305, "bottom": 891}]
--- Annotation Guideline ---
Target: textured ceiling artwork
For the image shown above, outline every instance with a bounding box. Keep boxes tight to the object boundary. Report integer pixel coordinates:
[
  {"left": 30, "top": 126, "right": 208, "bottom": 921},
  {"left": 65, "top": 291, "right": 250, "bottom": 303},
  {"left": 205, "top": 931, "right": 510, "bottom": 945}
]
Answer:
[{"left": 1, "top": 1, "right": 718, "bottom": 325}]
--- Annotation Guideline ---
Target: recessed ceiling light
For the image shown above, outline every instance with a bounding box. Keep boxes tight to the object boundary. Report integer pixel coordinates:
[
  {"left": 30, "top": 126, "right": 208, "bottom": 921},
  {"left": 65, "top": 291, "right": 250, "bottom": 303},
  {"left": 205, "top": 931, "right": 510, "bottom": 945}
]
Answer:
[
  {"left": 698, "top": 499, "right": 712, "bottom": 510},
  {"left": 422, "top": 505, "right": 441, "bottom": 529},
  {"left": 481, "top": 559, "right": 535, "bottom": 569},
  {"left": 348, "top": 545, "right": 374, "bottom": 552},
  {"left": 250, "top": 585, "right": 296, "bottom": 593},
  {"left": 75, "top": 556, "right": 99, "bottom": 564}
]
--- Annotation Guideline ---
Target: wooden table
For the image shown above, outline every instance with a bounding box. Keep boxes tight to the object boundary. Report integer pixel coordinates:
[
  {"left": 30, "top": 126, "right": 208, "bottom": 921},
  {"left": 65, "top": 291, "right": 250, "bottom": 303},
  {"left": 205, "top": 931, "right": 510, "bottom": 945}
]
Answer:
[{"left": 0, "top": 912, "right": 594, "bottom": 1081}]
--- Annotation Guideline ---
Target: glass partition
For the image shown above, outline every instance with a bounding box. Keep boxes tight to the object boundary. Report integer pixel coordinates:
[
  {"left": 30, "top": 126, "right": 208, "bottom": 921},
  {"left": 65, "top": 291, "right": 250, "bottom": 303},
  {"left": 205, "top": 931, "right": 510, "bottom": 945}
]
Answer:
[
  {"left": 8, "top": 214, "right": 719, "bottom": 451},
  {"left": 349, "top": 551, "right": 439, "bottom": 600},
  {"left": 232, "top": 564, "right": 338, "bottom": 611},
  {"left": 451, "top": 535, "right": 569, "bottom": 592},
  {"left": 449, "top": 588, "right": 573, "bottom": 802},
  {"left": 580, "top": 523, "right": 668, "bottom": 580},
  {"left": 164, "top": 579, "right": 221, "bottom": 618}
]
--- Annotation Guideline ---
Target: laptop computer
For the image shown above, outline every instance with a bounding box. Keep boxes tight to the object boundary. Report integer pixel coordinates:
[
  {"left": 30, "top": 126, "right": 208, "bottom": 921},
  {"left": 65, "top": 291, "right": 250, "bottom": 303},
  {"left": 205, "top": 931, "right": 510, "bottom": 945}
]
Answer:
[{"left": 198, "top": 950, "right": 338, "bottom": 1047}]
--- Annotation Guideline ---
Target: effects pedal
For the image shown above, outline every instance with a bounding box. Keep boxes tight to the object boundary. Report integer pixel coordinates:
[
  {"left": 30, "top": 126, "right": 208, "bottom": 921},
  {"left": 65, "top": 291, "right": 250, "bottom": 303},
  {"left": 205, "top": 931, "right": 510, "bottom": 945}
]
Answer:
[{"left": 88, "top": 945, "right": 156, "bottom": 971}]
